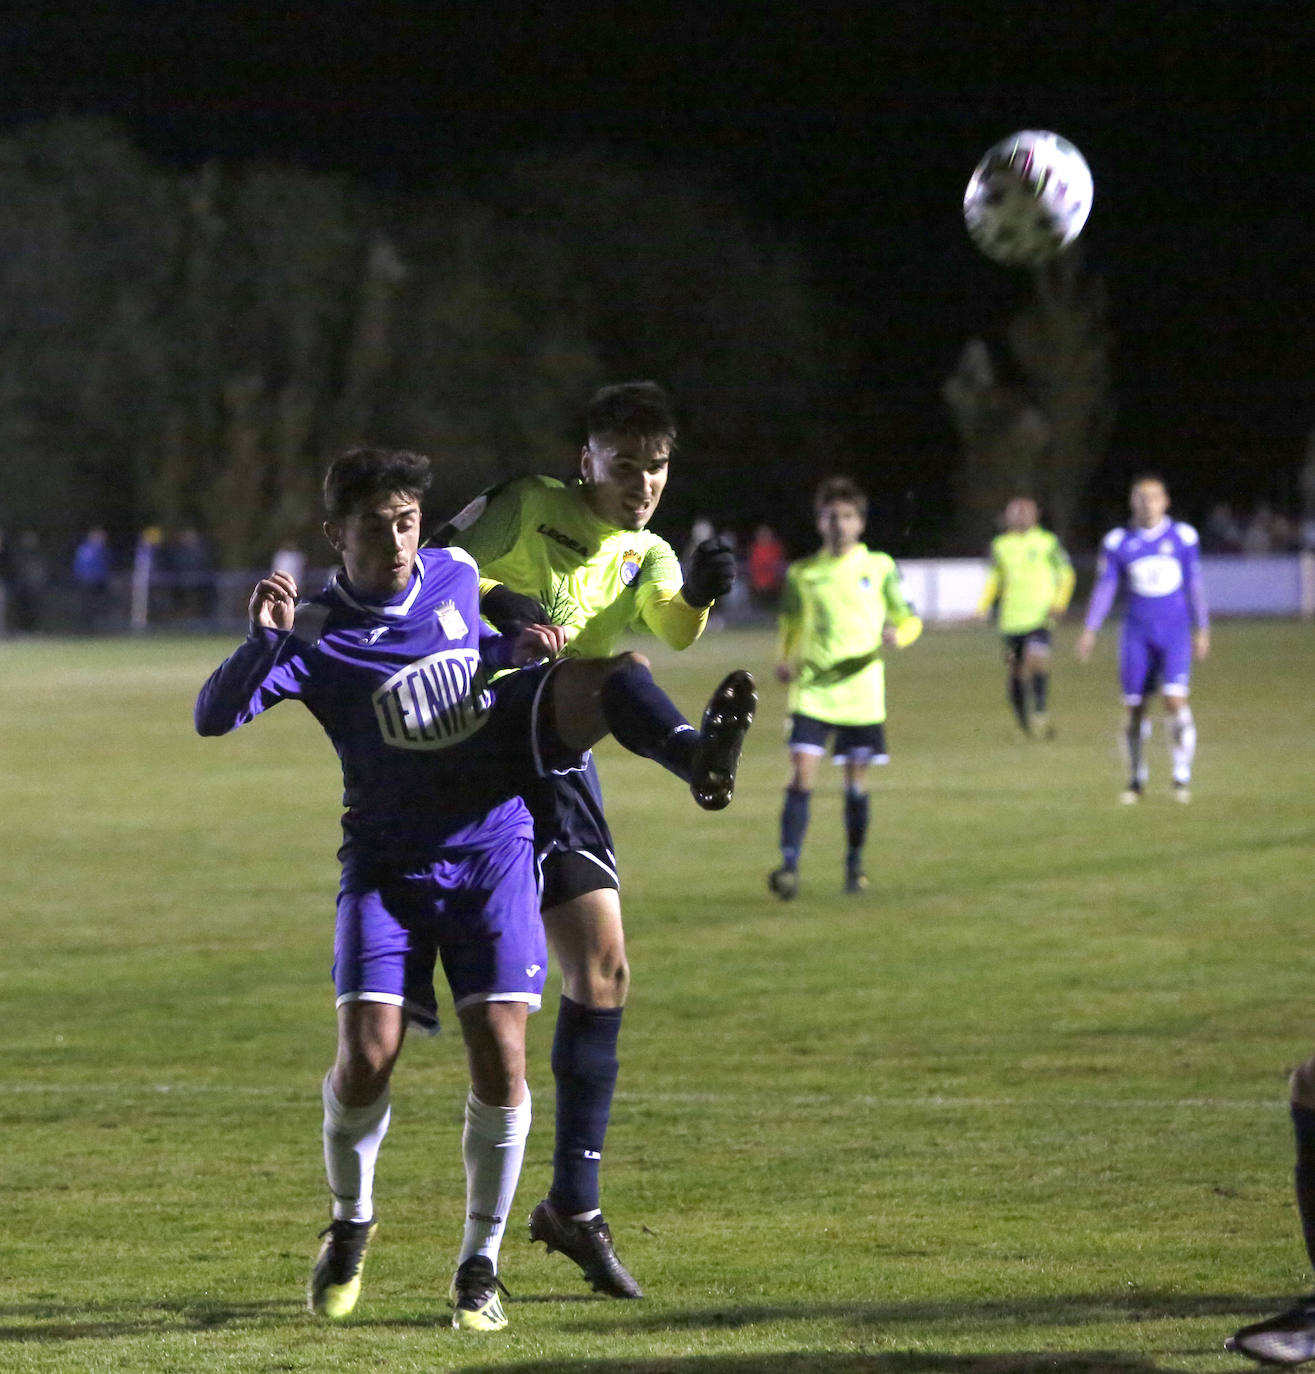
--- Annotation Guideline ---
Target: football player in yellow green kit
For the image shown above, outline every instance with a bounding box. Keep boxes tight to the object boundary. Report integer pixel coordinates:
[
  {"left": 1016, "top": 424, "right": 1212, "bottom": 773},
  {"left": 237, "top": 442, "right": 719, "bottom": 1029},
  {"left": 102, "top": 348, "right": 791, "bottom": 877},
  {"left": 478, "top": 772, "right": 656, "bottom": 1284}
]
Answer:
[
  {"left": 975, "top": 496, "right": 1075, "bottom": 738},
  {"left": 444, "top": 381, "right": 754, "bottom": 1299},
  {"left": 769, "top": 475, "right": 922, "bottom": 900}
]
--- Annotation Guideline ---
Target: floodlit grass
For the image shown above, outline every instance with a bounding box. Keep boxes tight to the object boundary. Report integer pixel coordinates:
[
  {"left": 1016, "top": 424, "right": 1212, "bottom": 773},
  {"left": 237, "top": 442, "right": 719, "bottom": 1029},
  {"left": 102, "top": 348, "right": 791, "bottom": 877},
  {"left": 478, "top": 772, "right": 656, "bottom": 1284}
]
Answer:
[{"left": 2, "top": 620, "right": 1313, "bottom": 1372}]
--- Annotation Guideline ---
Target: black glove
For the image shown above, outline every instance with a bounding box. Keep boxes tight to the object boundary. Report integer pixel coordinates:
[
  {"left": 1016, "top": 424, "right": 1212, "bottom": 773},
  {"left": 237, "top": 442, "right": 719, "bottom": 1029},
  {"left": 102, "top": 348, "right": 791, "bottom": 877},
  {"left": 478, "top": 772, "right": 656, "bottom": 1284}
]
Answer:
[
  {"left": 480, "top": 584, "right": 547, "bottom": 634},
  {"left": 683, "top": 535, "right": 737, "bottom": 608}
]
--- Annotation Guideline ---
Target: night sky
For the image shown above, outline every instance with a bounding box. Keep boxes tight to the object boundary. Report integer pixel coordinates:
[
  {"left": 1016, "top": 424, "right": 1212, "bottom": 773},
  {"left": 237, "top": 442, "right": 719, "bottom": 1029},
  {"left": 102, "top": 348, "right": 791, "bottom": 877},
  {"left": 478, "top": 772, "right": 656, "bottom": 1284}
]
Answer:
[{"left": 6, "top": 1, "right": 1314, "bottom": 528}]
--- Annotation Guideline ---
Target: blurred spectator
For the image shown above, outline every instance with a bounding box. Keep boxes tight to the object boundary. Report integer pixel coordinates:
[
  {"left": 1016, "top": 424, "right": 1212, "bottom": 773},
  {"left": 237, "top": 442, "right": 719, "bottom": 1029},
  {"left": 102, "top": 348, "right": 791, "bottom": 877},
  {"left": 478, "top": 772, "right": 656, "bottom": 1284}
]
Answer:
[
  {"left": 1204, "top": 503, "right": 1243, "bottom": 554},
  {"left": 168, "top": 526, "right": 217, "bottom": 622},
  {"left": 72, "top": 526, "right": 112, "bottom": 632},
  {"left": 272, "top": 538, "right": 307, "bottom": 585},
  {"left": 1243, "top": 504, "right": 1274, "bottom": 554},
  {"left": 10, "top": 530, "right": 48, "bottom": 632},
  {"left": 746, "top": 524, "right": 788, "bottom": 607}
]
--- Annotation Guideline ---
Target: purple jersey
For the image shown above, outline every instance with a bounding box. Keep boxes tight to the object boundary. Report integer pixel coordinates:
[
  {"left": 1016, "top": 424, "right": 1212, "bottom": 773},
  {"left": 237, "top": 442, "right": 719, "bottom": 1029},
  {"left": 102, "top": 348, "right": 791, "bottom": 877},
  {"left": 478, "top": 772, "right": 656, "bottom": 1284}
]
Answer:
[
  {"left": 1084, "top": 519, "right": 1209, "bottom": 636},
  {"left": 194, "top": 546, "right": 534, "bottom": 856},
  {"left": 1085, "top": 518, "right": 1209, "bottom": 703}
]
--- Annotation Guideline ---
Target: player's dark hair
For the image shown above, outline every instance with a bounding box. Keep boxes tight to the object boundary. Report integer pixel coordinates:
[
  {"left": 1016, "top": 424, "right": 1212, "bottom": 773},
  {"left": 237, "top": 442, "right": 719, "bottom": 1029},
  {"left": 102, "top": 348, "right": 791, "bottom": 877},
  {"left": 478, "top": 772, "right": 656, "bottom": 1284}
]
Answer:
[
  {"left": 323, "top": 448, "right": 432, "bottom": 519},
  {"left": 814, "top": 474, "right": 868, "bottom": 520},
  {"left": 1130, "top": 471, "right": 1168, "bottom": 492},
  {"left": 585, "top": 381, "right": 677, "bottom": 448}
]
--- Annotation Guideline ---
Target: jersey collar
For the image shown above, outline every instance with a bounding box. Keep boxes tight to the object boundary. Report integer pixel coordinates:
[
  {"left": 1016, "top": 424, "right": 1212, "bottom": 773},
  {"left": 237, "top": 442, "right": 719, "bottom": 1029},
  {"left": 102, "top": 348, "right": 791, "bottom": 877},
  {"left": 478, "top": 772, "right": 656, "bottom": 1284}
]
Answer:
[
  {"left": 330, "top": 554, "right": 426, "bottom": 618},
  {"left": 1132, "top": 518, "right": 1172, "bottom": 541}
]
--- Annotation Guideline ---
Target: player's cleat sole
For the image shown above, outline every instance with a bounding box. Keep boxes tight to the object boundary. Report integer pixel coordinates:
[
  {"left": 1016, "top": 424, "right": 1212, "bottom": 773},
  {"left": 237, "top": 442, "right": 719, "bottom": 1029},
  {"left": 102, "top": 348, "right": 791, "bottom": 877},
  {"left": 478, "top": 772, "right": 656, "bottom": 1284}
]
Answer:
[
  {"left": 528, "top": 1198, "right": 643, "bottom": 1299},
  {"left": 450, "top": 1254, "right": 508, "bottom": 1331},
  {"left": 844, "top": 870, "right": 869, "bottom": 895},
  {"left": 1226, "top": 1298, "right": 1315, "bottom": 1365},
  {"left": 307, "top": 1217, "right": 377, "bottom": 1319},
  {"left": 1118, "top": 786, "right": 1142, "bottom": 805},
  {"left": 768, "top": 866, "right": 798, "bottom": 901},
  {"left": 690, "top": 670, "right": 756, "bottom": 811}
]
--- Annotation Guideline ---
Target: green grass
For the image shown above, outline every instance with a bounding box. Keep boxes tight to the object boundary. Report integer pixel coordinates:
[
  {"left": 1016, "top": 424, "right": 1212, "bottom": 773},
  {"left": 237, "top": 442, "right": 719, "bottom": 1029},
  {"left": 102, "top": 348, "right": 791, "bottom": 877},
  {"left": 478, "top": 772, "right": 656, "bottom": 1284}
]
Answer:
[{"left": 2, "top": 621, "right": 1313, "bottom": 1372}]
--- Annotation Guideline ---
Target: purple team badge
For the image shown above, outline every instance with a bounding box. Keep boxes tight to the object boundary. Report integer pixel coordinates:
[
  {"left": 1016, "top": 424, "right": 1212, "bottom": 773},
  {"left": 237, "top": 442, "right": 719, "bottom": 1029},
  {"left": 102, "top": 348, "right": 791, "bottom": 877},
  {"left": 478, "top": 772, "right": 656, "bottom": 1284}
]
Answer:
[{"left": 619, "top": 550, "right": 641, "bottom": 585}]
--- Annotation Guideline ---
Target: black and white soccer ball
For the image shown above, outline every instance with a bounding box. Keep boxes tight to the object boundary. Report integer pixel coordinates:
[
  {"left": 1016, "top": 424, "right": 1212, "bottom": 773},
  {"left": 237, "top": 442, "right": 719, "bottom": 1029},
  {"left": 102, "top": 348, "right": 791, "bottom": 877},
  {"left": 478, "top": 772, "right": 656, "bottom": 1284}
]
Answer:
[{"left": 963, "top": 130, "right": 1094, "bottom": 267}]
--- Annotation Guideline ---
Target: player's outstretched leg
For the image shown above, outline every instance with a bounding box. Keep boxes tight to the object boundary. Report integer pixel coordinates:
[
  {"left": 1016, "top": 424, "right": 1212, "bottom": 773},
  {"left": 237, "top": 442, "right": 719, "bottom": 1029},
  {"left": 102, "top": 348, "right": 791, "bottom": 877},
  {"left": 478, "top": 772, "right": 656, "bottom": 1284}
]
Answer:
[
  {"left": 567, "top": 655, "right": 754, "bottom": 810},
  {"left": 689, "top": 669, "right": 757, "bottom": 811},
  {"left": 308, "top": 1217, "right": 378, "bottom": 1319},
  {"left": 528, "top": 1197, "right": 642, "bottom": 1299},
  {"left": 1227, "top": 1299, "right": 1315, "bottom": 1366}
]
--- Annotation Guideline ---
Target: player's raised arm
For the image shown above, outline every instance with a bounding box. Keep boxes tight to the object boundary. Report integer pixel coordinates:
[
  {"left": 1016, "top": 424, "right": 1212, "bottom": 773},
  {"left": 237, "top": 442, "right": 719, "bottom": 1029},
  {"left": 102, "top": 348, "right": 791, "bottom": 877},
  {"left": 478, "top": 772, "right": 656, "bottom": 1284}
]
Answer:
[
  {"left": 249, "top": 570, "right": 298, "bottom": 632},
  {"left": 195, "top": 573, "right": 306, "bottom": 736}
]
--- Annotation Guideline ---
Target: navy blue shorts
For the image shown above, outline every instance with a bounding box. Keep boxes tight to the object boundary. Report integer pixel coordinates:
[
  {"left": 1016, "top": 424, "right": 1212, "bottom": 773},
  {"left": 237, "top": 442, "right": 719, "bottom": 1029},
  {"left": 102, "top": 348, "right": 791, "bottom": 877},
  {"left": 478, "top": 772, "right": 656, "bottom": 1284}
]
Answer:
[
  {"left": 787, "top": 713, "right": 889, "bottom": 765},
  {"left": 522, "top": 755, "right": 619, "bottom": 908},
  {"left": 1002, "top": 626, "right": 1052, "bottom": 667}
]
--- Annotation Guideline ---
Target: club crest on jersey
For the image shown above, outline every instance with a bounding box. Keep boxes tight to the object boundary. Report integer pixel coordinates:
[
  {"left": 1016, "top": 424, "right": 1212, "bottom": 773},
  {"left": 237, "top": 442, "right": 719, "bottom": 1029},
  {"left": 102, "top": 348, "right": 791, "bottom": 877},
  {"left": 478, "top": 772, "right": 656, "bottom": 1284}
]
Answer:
[
  {"left": 434, "top": 598, "right": 468, "bottom": 639},
  {"left": 619, "top": 550, "right": 641, "bottom": 585},
  {"left": 372, "top": 649, "right": 492, "bottom": 750}
]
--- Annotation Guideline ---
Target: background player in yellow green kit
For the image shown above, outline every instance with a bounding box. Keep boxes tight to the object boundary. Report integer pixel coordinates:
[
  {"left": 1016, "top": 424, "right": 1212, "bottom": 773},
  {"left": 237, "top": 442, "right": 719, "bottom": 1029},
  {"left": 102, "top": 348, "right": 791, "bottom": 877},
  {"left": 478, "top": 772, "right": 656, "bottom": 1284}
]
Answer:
[
  {"left": 445, "top": 381, "right": 753, "bottom": 1298},
  {"left": 975, "top": 496, "right": 1075, "bottom": 738},
  {"left": 769, "top": 475, "right": 922, "bottom": 900}
]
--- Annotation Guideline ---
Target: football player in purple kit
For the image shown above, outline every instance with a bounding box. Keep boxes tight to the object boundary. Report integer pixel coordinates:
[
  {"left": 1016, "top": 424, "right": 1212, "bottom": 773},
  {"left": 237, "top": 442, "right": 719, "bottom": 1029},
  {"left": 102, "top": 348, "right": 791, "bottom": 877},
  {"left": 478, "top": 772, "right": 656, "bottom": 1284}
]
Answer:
[
  {"left": 194, "top": 448, "right": 752, "bottom": 1332},
  {"left": 1077, "top": 475, "right": 1210, "bottom": 803}
]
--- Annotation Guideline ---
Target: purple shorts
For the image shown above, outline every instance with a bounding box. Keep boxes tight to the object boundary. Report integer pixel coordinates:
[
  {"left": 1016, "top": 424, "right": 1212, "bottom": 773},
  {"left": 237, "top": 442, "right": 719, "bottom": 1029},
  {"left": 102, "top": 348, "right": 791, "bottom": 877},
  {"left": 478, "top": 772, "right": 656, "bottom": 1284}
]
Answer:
[
  {"left": 1119, "top": 622, "right": 1192, "bottom": 704},
  {"left": 333, "top": 837, "right": 548, "bottom": 1034}
]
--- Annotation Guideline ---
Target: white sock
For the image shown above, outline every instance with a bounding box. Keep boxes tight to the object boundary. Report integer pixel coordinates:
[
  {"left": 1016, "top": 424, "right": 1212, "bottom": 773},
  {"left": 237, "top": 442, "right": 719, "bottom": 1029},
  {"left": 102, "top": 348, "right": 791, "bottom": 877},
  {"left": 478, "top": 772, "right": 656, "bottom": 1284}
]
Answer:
[
  {"left": 459, "top": 1089, "right": 531, "bottom": 1269},
  {"left": 1169, "top": 705, "right": 1196, "bottom": 784},
  {"left": 322, "top": 1071, "right": 391, "bottom": 1223}
]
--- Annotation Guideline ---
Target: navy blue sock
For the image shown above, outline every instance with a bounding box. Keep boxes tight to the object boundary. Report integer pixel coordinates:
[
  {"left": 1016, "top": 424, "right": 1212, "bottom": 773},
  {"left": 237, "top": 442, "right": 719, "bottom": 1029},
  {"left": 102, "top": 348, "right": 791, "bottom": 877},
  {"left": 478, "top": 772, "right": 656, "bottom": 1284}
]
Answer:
[
  {"left": 1293, "top": 1102, "right": 1315, "bottom": 1270},
  {"left": 1009, "top": 676, "right": 1028, "bottom": 730},
  {"left": 844, "top": 786, "right": 869, "bottom": 868},
  {"left": 549, "top": 997, "right": 623, "bottom": 1215},
  {"left": 599, "top": 659, "right": 695, "bottom": 780},
  {"left": 1032, "top": 671, "right": 1049, "bottom": 713},
  {"left": 780, "top": 787, "right": 810, "bottom": 869}
]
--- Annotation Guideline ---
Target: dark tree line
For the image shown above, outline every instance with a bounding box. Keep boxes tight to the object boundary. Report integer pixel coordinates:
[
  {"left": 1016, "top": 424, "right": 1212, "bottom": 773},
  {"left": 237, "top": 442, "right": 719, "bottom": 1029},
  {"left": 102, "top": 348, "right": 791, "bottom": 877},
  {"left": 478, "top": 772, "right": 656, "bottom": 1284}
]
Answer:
[
  {"left": 0, "top": 120, "right": 856, "bottom": 567},
  {"left": 0, "top": 117, "right": 1113, "bottom": 570}
]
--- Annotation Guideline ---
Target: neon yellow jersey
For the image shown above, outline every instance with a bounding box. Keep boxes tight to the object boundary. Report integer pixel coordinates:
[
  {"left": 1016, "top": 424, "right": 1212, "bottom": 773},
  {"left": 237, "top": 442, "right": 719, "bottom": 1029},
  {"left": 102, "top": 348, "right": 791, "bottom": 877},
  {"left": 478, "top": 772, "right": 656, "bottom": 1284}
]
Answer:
[
  {"left": 980, "top": 527, "right": 1075, "bottom": 634},
  {"left": 778, "top": 545, "right": 920, "bottom": 726},
  {"left": 448, "top": 475, "right": 707, "bottom": 658}
]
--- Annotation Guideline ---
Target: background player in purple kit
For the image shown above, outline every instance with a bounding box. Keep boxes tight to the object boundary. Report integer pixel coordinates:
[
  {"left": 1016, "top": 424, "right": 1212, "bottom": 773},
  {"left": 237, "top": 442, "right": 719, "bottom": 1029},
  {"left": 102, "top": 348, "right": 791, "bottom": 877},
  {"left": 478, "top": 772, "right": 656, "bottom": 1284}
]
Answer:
[
  {"left": 194, "top": 449, "right": 753, "bottom": 1332},
  {"left": 1077, "top": 475, "right": 1210, "bottom": 803}
]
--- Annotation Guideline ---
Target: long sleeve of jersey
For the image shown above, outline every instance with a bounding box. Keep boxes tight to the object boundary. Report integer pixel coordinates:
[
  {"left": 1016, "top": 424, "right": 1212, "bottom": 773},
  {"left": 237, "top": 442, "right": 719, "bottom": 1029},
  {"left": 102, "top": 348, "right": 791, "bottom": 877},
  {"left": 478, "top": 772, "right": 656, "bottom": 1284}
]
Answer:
[
  {"left": 1051, "top": 545, "right": 1077, "bottom": 614},
  {"left": 1185, "top": 549, "right": 1210, "bottom": 629},
  {"left": 777, "top": 570, "right": 803, "bottom": 663},
  {"left": 1083, "top": 554, "right": 1120, "bottom": 632},
  {"left": 194, "top": 628, "right": 306, "bottom": 735},
  {"left": 884, "top": 566, "right": 923, "bottom": 647},
  {"left": 638, "top": 583, "right": 709, "bottom": 649},
  {"left": 977, "top": 564, "right": 1002, "bottom": 616}
]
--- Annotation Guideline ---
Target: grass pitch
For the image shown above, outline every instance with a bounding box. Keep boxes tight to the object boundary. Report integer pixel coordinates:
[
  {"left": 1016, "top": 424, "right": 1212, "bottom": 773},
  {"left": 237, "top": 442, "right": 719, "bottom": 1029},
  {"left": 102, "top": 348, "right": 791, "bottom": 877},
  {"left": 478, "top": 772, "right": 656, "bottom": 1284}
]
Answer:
[{"left": 2, "top": 620, "right": 1313, "bottom": 1372}]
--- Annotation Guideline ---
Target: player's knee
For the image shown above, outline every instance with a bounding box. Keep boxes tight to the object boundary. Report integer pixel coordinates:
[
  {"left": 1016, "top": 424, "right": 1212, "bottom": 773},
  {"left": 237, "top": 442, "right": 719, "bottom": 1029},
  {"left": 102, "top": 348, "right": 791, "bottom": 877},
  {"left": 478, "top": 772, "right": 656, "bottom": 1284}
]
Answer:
[
  {"left": 559, "top": 943, "right": 628, "bottom": 1007},
  {"left": 583, "top": 947, "right": 629, "bottom": 1006},
  {"left": 1290, "top": 1055, "right": 1315, "bottom": 1109},
  {"left": 334, "top": 1037, "right": 399, "bottom": 1105},
  {"left": 333, "top": 1055, "right": 393, "bottom": 1107}
]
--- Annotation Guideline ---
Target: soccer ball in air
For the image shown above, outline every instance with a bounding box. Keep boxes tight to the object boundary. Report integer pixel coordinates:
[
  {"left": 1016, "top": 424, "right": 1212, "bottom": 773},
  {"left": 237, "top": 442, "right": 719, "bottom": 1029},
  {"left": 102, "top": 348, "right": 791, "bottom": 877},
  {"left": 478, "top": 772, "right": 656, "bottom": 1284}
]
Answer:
[{"left": 963, "top": 130, "right": 1093, "bottom": 267}]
